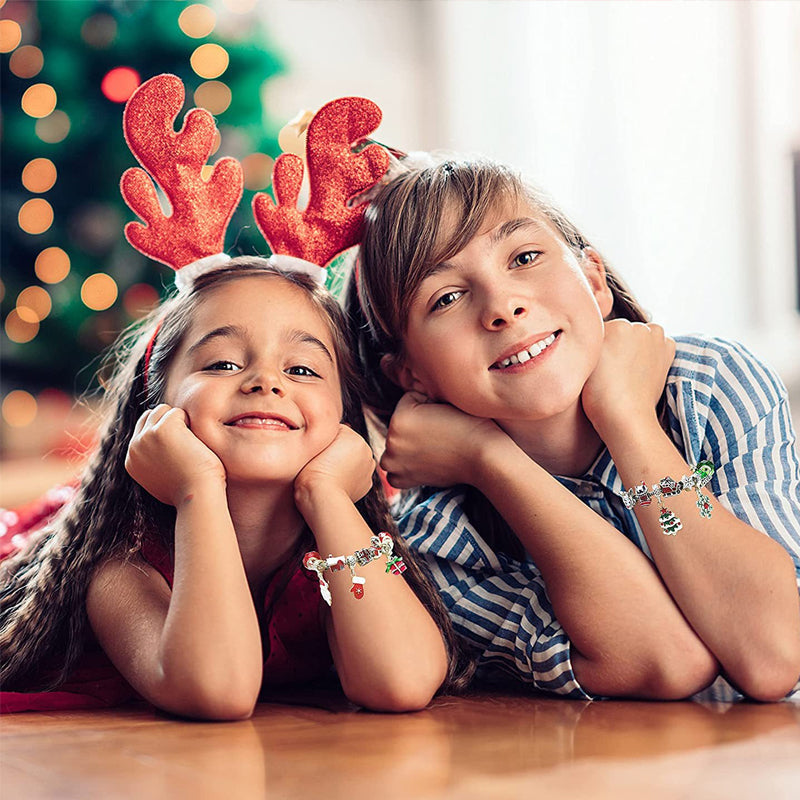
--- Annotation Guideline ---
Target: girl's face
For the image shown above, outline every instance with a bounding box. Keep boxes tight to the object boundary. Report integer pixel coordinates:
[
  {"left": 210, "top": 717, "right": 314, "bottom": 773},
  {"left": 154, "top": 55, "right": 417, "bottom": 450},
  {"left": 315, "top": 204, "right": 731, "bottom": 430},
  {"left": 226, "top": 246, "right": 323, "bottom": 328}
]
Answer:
[
  {"left": 394, "top": 199, "right": 614, "bottom": 425},
  {"left": 165, "top": 275, "right": 344, "bottom": 485}
]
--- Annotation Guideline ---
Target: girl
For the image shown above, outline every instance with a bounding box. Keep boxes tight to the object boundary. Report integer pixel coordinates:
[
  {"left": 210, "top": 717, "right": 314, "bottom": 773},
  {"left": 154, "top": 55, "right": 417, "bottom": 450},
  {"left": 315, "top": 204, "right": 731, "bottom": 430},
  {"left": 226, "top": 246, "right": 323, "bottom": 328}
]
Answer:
[
  {"left": 348, "top": 157, "right": 800, "bottom": 702},
  {"left": 0, "top": 259, "right": 468, "bottom": 717}
]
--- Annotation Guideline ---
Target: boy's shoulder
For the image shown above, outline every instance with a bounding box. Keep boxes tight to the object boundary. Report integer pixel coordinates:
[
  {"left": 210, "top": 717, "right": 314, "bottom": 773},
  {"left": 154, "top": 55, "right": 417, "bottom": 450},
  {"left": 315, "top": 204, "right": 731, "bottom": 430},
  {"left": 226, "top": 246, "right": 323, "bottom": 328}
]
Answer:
[{"left": 670, "top": 334, "right": 787, "bottom": 400}]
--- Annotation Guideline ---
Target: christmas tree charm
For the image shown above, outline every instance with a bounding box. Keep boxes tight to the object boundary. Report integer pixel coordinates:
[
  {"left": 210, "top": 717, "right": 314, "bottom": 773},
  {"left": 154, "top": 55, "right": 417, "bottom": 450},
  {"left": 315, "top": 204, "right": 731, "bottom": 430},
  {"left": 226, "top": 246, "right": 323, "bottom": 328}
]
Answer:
[
  {"left": 695, "top": 489, "right": 713, "bottom": 518},
  {"left": 659, "top": 507, "right": 683, "bottom": 535}
]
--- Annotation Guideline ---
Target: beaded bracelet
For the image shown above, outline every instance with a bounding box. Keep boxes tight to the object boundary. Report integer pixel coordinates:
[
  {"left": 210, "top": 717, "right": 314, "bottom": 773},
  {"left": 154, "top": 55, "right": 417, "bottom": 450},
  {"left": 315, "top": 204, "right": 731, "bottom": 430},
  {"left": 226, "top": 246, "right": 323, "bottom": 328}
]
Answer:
[
  {"left": 302, "top": 532, "right": 407, "bottom": 606},
  {"left": 619, "top": 460, "right": 715, "bottom": 536}
]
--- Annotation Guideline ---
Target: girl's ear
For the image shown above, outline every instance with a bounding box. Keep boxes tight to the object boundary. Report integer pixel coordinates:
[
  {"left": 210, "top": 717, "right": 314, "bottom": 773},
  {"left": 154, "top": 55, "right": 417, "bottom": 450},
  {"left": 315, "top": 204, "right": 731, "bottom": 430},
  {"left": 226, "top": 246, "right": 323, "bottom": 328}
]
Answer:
[
  {"left": 582, "top": 247, "right": 614, "bottom": 319},
  {"left": 380, "top": 353, "right": 428, "bottom": 395}
]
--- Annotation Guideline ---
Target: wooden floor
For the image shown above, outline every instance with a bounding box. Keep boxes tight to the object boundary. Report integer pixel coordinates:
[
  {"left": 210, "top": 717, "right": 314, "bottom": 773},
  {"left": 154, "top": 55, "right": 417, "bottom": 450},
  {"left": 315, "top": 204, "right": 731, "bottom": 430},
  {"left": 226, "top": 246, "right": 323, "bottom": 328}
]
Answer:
[{"left": 2, "top": 686, "right": 799, "bottom": 799}]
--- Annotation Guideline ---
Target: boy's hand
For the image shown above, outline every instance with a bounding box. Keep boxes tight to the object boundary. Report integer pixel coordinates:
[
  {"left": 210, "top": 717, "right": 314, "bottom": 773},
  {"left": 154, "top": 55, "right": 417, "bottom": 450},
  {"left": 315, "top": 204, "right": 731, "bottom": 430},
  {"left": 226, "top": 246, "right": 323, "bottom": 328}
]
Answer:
[
  {"left": 581, "top": 320, "right": 675, "bottom": 440},
  {"left": 381, "top": 391, "right": 507, "bottom": 489},
  {"left": 125, "top": 404, "right": 226, "bottom": 506},
  {"left": 294, "top": 424, "right": 375, "bottom": 508}
]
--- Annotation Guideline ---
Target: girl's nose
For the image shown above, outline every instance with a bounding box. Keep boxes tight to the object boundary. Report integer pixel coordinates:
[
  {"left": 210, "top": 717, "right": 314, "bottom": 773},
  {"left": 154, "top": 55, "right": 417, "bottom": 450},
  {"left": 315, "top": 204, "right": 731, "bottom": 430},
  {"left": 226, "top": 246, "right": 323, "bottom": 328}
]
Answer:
[{"left": 241, "top": 371, "right": 284, "bottom": 397}]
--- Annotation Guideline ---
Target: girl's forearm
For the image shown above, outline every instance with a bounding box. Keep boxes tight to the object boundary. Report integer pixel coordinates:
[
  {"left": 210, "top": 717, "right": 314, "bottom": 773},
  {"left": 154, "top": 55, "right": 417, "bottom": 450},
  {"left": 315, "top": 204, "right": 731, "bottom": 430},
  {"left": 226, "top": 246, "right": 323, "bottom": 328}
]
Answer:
[
  {"left": 297, "top": 487, "right": 448, "bottom": 711},
  {"left": 603, "top": 416, "right": 800, "bottom": 700},
  {"left": 157, "top": 482, "right": 263, "bottom": 715},
  {"left": 474, "top": 438, "right": 719, "bottom": 698}
]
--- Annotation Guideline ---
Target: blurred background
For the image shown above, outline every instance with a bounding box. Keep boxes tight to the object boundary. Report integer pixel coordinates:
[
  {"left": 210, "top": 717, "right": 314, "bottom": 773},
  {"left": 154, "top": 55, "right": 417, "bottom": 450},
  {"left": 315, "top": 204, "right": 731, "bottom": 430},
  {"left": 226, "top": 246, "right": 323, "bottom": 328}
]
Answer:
[{"left": 2, "top": 0, "right": 799, "bottom": 506}]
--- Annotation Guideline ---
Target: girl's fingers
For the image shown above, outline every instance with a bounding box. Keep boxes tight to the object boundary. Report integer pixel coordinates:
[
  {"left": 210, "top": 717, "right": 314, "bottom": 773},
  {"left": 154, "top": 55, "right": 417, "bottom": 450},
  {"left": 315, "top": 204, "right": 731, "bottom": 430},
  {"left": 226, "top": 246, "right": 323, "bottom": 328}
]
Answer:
[
  {"left": 132, "top": 408, "right": 153, "bottom": 437},
  {"left": 147, "top": 403, "right": 174, "bottom": 426}
]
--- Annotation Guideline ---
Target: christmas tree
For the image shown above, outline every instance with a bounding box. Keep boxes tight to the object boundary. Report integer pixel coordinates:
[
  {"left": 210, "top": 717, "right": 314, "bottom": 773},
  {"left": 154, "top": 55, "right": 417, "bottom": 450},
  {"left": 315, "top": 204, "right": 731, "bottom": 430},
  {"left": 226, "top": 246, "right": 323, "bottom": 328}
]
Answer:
[{"left": 1, "top": 0, "right": 284, "bottom": 408}]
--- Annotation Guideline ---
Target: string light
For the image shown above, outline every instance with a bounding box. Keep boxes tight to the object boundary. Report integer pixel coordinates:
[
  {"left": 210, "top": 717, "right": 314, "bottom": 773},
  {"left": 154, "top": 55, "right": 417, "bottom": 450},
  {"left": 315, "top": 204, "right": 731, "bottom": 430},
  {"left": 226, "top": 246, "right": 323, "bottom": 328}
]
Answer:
[
  {"left": 21, "top": 158, "right": 57, "bottom": 193},
  {"left": 81, "top": 273, "right": 118, "bottom": 311},
  {"left": 193, "top": 80, "right": 231, "bottom": 115},
  {"left": 9, "top": 45, "right": 44, "bottom": 78},
  {"left": 35, "top": 110, "right": 71, "bottom": 144},
  {"left": 35, "top": 247, "right": 71, "bottom": 284},
  {"left": 179, "top": 4, "right": 216, "bottom": 38},
  {"left": 18, "top": 198, "right": 54, "bottom": 235},
  {"left": 0, "top": 19, "right": 22, "bottom": 53},
  {"left": 2, "top": 391, "right": 38, "bottom": 428},
  {"left": 4, "top": 310, "right": 39, "bottom": 344},
  {"left": 21, "top": 83, "right": 58, "bottom": 118},
  {"left": 16, "top": 286, "right": 52, "bottom": 323},
  {"left": 101, "top": 67, "right": 141, "bottom": 103},
  {"left": 80, "top": 13, "right": 117, "bottom": 48},
  {"left": 190, "top": 43, "right": 229, "bottom": 79},
  {"left": 242, "top": 153, "right": 274, "bottom": 191}
]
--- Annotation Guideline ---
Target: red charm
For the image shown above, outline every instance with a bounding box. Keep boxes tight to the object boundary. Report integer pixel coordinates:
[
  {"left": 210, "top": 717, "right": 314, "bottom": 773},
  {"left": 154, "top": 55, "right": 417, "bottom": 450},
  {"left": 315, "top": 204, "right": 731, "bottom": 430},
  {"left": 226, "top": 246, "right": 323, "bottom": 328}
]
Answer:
[{"left": 350, "top": 576, "right": 366, "bottom": 599}]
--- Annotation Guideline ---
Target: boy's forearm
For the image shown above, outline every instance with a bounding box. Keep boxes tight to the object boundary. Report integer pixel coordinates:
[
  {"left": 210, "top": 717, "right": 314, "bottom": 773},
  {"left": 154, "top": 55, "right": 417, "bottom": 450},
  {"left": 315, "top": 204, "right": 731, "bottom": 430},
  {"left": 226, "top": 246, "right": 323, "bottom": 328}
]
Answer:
[
  {"left": 473, "top": 438, "right": 718, "bottom": 697},
  {"left": 604, "top": 416, "right": 800, "bottom": 700}
]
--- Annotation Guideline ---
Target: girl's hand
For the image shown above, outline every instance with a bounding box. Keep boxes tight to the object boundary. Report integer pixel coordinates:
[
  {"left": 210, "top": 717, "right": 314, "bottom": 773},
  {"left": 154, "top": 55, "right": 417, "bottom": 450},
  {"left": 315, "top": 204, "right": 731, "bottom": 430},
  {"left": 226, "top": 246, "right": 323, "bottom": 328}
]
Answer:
[
  {"left": 294, "top": 424, "right": 375, "bottom": 509},
  {"left": 381, "top": 391, "right": 508, "bottom": 489},
  {"left": 581, "top": 320, "right": 675, "bottom": 439},
  {"left": 125, "top": 404, "right": 226, "bottom": 506}
]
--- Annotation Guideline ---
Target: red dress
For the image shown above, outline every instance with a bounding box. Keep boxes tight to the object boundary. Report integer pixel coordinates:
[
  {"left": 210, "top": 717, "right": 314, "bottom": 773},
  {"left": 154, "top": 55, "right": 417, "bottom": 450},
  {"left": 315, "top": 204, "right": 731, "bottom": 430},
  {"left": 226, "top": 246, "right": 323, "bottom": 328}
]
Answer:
[{"left": 0, "top": 489, "right": 332, "bottom": 713}]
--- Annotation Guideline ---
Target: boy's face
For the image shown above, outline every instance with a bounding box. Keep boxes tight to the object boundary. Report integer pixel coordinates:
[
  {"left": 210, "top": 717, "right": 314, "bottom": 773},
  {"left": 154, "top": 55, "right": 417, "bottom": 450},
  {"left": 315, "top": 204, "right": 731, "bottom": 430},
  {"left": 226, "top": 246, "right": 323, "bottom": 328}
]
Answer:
[
  {"left": 394, "top": 199, "right": 613, "bottom": 426},
  {"left": 164, "top": 275, "right": 344, "bottom": 485}
]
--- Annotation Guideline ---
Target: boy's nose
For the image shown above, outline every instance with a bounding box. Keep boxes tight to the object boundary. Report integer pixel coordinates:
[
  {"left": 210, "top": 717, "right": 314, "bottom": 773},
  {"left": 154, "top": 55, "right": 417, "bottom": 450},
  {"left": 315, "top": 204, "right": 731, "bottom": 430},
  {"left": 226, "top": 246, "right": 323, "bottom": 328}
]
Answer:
[{"left": 481, "top": 296, "right": 528, "bottom": 330}]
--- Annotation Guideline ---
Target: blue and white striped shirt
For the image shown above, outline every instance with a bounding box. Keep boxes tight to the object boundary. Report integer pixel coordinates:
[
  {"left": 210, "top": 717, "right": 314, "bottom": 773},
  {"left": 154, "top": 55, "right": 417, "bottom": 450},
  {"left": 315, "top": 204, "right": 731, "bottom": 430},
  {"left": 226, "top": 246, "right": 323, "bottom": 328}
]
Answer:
[{"left": 395, "top": 336, "right": 800, "bottom": 700}]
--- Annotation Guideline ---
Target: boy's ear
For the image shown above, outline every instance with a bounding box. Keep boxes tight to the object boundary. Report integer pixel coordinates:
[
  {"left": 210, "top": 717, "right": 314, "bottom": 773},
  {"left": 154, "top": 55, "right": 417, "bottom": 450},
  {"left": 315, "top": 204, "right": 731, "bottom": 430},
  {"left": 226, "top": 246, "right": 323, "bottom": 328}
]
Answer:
[
  {"left": 380, "top": 353, "right": 428, "bottom": 395},
  {"left": 582, "top": 247, "right": 614, "bottom": 319}
]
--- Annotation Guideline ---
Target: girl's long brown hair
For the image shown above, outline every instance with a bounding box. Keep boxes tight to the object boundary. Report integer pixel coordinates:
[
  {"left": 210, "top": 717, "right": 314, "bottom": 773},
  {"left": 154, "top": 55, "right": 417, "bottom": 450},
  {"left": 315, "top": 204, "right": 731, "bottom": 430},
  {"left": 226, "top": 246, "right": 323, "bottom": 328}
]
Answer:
[
  {"left": 347, "top": 158, "right": 655, "bottom": 560},
  {"left": 1, "top": 258, "right": 473, "bottom": 693}
]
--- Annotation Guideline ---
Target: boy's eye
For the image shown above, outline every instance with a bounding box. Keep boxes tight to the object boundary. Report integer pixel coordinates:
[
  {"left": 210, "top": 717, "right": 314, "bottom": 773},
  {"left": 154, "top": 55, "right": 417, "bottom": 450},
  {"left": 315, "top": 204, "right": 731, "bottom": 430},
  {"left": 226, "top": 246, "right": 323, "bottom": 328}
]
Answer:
[
  {"left": 286, "top": 365, "right": 320, "bottom": 378},
  {"left": 203, "top": 360, "right": 240, "bottom": 372},
  {"left": 432, "top": 290, "right": 464, "bottom": 311},
  {"left": 513, "top": 250, "right": 542, "bottom": 268}
]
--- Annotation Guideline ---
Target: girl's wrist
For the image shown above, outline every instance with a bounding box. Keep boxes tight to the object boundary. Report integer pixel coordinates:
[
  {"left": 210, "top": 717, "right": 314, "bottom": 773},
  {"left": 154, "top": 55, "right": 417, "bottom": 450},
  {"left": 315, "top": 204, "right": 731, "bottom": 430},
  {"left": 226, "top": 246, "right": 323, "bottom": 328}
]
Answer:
[{"left": 294, "top": 481, "right": 351, "bottom": 520}]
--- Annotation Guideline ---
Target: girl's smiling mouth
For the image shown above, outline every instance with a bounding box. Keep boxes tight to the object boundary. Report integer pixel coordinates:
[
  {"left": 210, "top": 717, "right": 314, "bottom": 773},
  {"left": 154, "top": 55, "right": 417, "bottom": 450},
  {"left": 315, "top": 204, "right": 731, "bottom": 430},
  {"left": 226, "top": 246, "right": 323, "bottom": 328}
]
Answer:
[
  {"left": 490, "top": 331, "right": 561, "bottom": 370},
  {"left": 224, "top": 412, "right": 300, "bottom": 430}
]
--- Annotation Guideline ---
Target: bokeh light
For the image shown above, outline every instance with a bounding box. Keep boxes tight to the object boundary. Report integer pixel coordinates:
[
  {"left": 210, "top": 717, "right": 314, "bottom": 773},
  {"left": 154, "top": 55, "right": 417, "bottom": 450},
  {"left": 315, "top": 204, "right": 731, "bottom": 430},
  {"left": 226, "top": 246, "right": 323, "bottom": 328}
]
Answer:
[
  {"left": 222, "top": 0, "right": 257, "bottom": 13},
  {"left": 81, "top": 13, "right": 117, "bottom": 48},
  {"left": 35, "top": 247, "right": 71, "bottom": 284},
  {"left": 101, "top": 67, "right": 140, "bottom": 103},
  {"left": 190, "top": 43, "right": 229, "bottom": 79},
  {"left": 0, "top": 278, "right": 5, "bottom": 303},
  {"left": 2, "top": 391, "right": 38, "bottom": 428},
  {"left": 179, "top": 4, "right": 216, "bottom": 38},
  {"left": 9, "top": 45, "right": 43, "bottom": 78},
  {"left": 123, "top": 283, "right": 160, "bottom": 318},
  {"left": 18, "top": 198, "right": 54, "bottom": 234},
  {"left": 21, "top": 83, "right": 57, "bottom": 118},
  {"left": 242, "top": 153, "right": 274, "bottom": 191},
  {"left": 35, "top": 110, "right": 71, "bottom": 143},
  {"left": 193, "top": 80, "right": 231, "bottom": 115},
  {"left": 81, "top": 273, "right": 118, "bottom": 311},
  {"left": 211, "top": 130, "right": 221, "bottom": 155},
  {"left": 4, "top": 310, "right": 39, "bottom": 343},
  {"left": 0, "top": 19, "right": 22, "bottom": 53},
  {"left": 21, "top": 158, "right": 57, "bottom": 193},
  {"left": 16, "top": 286, "right": 52, "bottom": 322},
  {"left": 200, "top": 165, "right": 214, "bottom": 181}
]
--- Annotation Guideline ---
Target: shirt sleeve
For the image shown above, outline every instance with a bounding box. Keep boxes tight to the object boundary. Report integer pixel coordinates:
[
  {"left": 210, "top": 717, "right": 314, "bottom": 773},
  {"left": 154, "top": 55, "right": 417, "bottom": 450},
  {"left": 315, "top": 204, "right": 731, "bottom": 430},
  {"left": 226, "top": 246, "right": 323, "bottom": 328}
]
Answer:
[
  {"left": 689, "top": 339, "right": 800, "bottom": 589},
  {"left": 398, "top": 488, "right": 594, "bottom": 699}
]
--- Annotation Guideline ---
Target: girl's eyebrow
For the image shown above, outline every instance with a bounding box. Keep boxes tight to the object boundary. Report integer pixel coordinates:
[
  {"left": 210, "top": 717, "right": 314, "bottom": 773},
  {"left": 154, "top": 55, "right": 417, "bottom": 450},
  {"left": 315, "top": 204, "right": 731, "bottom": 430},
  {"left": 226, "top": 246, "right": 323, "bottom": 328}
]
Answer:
[
  {"left": 288, "top": 330, "right": 334, "bottom": 364},
  {"left": 187, "top": 324, "right": 244, "bottom": 355}
]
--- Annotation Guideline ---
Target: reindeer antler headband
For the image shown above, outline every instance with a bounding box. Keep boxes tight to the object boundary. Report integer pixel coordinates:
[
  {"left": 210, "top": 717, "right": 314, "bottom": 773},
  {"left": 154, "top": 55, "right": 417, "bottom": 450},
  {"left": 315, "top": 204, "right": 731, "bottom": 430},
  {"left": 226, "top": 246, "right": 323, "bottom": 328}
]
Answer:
[{"left": 120, "top": 73, "right": 390, "bottom": 289}]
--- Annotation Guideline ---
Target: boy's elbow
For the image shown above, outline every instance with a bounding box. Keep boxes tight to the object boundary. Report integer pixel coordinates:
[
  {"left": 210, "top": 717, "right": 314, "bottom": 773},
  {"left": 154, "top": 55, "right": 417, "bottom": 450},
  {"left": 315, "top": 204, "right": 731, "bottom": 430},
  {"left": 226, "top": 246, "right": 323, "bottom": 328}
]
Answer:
[
  {"left": 637, "top": 641, "right": 719, "bottom": 700},
  {"left": 730, "top": 647, "right": 800, "bottom": 703}
]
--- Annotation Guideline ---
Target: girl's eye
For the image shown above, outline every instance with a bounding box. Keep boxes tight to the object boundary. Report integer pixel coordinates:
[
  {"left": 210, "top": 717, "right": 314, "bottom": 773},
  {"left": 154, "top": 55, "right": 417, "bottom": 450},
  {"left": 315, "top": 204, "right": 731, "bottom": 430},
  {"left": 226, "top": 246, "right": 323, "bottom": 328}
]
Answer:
[
  {"left": 513, "top": 250, "right": 542, "bottom": 268},
  {"left": 432, "top": 290, "right": 464, "bottom": 311},
  {"left": 203, "top": 360, "right": 240, "bottom": 372},
  {"left": 286, "top": 365, "right": 320, "bottom": 378}
]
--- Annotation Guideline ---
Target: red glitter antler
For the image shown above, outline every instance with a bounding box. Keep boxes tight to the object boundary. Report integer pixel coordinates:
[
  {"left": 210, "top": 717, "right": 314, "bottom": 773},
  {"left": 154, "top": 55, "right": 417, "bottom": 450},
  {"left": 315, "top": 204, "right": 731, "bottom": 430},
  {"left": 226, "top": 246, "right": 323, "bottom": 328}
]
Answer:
[
  {"left": 253, "top": 97, "right": 389, "bottom": 267},
  {"left": 120, "top": 74, "right": 243, "bottom": 270}
]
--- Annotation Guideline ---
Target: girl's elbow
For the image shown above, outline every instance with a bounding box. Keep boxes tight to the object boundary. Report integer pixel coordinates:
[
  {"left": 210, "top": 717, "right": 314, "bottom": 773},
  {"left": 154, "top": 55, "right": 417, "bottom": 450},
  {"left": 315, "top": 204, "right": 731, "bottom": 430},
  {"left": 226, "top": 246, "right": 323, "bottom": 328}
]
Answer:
[
  {"left": 342, "top": 671, "right": 442, "bottom": 712},
  {"left": 157, "top": 671, "right": 261, "bottom": 721},
  {"left": 732, "top": 649, "right": 800, "bottom": 703}
]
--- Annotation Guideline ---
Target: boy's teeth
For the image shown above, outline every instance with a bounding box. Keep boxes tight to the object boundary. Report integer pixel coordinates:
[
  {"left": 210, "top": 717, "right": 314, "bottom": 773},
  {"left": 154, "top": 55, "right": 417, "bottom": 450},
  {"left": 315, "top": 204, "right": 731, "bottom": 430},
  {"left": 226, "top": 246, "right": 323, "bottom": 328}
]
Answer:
[{"left": 495, "top": 333, "right": 556, "bottom": 369}]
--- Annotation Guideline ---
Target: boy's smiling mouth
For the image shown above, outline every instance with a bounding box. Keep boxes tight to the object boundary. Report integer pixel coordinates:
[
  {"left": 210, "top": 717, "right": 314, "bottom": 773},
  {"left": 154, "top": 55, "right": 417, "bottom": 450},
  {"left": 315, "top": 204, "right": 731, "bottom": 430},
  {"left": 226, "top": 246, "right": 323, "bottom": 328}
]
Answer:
[
  {"left": 224, "top": 412, "right": 300, "bottom": 430},
  {"left": 490, "top": 331, "right": 560, "bottom": 370}
]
